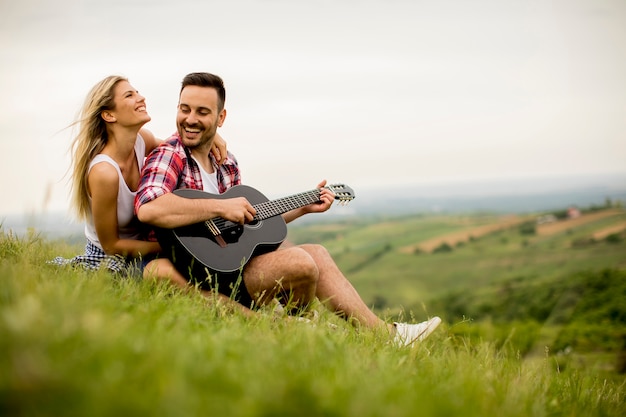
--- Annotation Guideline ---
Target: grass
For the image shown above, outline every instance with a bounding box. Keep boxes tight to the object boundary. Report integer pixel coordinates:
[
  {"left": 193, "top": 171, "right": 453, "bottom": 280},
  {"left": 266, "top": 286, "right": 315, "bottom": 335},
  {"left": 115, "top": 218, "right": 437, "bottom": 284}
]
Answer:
[{"left": 1, "top": 218, "right": 626, "bottom": 416}]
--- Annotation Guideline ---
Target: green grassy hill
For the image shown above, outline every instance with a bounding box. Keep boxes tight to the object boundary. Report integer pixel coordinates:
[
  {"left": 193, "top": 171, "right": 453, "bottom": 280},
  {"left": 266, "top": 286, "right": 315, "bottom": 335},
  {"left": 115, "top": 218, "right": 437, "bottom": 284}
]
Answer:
[
  {"left": 1, "top": 208, "right": 625, "bottom": 416},
  {"left": 289, "top": 208, "right": 626, "bottom": 371}
]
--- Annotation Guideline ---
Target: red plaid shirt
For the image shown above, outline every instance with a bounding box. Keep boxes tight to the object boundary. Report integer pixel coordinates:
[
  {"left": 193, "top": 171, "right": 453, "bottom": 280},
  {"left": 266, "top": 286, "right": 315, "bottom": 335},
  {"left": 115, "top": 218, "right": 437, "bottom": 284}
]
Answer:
[{"left": 135, "top": 132, "right": 241, "bottom": 214}]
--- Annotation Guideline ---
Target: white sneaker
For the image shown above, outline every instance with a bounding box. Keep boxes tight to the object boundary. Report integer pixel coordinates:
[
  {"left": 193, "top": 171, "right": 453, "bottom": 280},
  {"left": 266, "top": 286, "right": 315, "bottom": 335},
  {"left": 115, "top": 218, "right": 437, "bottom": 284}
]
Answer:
[{"left": 393, "top": 317, "right": 442, "bottom": 347}]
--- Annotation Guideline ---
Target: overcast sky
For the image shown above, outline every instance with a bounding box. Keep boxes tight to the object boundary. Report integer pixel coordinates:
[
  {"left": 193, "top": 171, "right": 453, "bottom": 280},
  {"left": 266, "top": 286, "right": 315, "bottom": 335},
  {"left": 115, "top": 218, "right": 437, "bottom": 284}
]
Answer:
[{"left": 1, "top": 0, "right": 625, "bottom": 218}]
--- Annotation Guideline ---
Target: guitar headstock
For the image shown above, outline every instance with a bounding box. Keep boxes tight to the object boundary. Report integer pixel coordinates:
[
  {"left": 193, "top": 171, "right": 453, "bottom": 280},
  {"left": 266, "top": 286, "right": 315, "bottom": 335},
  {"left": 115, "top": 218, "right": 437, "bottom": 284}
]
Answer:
[{"left": 327, "top": 184, "right": 355, "bottom": 206}]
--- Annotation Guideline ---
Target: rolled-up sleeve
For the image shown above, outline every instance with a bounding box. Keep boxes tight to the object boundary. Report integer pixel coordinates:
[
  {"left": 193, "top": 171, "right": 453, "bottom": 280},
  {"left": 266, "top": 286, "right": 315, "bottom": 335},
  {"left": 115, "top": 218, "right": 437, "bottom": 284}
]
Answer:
[{"left": 134, "top": 142, "right": 184, "bottom": 214}]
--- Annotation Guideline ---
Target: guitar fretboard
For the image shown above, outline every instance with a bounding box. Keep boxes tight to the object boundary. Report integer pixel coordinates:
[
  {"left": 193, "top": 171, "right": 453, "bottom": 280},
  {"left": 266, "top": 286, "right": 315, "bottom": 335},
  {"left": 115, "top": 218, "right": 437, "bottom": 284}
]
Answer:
[
  {"left": 253, "top": 189, "right": 321, "bottom": 220},
  {"left": 207, "top": 184, "right": 353, "bottom": 232}
]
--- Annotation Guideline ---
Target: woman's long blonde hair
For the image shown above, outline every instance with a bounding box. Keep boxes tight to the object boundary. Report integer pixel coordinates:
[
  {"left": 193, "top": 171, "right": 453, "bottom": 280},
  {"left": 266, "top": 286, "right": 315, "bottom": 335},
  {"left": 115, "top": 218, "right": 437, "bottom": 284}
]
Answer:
[{"left": 70, "top": 75, "right": 127, "bottom": 220}]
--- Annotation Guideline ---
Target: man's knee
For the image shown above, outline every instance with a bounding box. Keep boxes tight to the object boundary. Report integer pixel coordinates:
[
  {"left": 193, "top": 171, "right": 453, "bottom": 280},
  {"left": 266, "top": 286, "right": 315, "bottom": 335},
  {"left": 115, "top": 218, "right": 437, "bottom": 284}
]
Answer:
[
  {"left": 299, "top": 243, "right": 330, "bottom": 258},
  {"left": 142, "top": 258, "right": 161, "bottom": 280},
  {"left": 143, "top": 258, "right": 188, "bottom": 287},
  {"left": 290, "top": 248, "right": 319, "bottom": 282}
]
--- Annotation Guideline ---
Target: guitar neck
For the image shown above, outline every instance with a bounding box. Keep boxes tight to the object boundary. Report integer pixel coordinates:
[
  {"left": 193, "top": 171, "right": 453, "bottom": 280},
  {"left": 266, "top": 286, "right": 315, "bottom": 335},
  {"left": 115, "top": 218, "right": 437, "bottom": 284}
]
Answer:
[{"left": 253, "top": 188, "right": 323, "bottom": 221}]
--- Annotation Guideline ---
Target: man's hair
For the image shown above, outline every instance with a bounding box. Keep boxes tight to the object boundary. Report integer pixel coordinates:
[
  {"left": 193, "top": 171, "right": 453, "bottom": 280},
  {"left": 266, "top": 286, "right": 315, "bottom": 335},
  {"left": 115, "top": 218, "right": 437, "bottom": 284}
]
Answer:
[{"left": 181, "top": 72, "right": 226, "bottom": 111}]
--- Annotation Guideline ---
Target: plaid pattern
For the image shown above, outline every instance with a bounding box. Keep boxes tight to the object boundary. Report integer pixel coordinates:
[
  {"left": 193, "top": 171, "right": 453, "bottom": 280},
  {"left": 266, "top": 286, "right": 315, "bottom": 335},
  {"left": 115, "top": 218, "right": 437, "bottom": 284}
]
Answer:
[
  {"left": 135, "top": 132, "right": 241, "bottom": 212},
  {"left": 48, "top": 240, "right": 139, "bottom": 276}
]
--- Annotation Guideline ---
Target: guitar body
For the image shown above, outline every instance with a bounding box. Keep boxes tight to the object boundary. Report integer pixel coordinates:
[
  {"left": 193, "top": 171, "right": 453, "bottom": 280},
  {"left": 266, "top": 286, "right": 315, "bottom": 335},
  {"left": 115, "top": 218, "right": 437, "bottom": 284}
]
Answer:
[
  {"left": 156, "top": 183, "right": 354, "bottom": 283},
  {"left": 157, "top": 185, "right": 288, "bottom": 274}
]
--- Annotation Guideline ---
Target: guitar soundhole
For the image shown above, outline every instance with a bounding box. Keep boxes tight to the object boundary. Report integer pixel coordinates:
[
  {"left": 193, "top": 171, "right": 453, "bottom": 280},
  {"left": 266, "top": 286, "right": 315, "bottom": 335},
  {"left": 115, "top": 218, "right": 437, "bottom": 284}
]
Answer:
[
  {"left": 220, "top": 223, "right": 244, "bottom": 244},
  {"left": 246, "top": 220, "right": 262, "bottom": 229}
]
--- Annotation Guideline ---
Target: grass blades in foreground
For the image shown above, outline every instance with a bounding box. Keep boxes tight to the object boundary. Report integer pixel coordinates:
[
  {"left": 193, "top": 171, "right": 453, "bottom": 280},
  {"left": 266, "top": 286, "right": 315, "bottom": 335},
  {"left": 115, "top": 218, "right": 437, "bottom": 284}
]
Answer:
[{"left": 1, "top": 231, "right": 625, "bottom": 416}]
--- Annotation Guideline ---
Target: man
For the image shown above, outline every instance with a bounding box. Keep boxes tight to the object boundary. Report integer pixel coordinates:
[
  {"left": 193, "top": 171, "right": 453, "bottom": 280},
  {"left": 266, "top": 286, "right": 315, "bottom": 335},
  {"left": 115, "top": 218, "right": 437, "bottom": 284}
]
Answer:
[{"left": 135, "top": 72, "right": 440, "bottom": 346}]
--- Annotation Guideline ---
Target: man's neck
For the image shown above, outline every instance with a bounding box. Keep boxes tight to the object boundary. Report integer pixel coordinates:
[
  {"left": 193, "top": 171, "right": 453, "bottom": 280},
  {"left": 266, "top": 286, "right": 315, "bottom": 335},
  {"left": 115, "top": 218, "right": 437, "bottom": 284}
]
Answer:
[{"left": 190, "top": 144, "right": 214, "bottom": 174}]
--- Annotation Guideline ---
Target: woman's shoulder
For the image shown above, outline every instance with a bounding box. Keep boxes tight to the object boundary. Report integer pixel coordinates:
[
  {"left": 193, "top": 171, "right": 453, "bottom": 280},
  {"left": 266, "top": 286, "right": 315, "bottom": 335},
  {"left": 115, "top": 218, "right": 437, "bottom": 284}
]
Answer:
[
  {"left": 87, "top": 159, "right": 120, "bottom": 190},
  {"left": 88, "top": 154, "right": 118, "bottom": 171}
]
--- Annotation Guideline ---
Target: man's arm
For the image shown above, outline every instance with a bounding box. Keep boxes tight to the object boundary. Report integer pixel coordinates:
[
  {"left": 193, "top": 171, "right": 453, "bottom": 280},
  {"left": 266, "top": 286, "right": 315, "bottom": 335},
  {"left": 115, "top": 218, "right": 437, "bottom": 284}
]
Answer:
[
  {"left": 137, "top": 192, "right": 256, "bottom": 229},
  {"left": 134, "top": 138, "right": 254, "bottom": 229},
  {"left": 281, "top": 180, "right": 334, "bottom": 224}
]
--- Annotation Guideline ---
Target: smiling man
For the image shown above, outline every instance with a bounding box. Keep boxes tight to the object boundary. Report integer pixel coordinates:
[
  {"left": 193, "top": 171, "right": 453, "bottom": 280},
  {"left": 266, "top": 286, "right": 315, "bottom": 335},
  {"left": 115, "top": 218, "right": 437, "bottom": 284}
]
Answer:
[{"left": 134, "top": 72, "right": 441, "bottom": 346}]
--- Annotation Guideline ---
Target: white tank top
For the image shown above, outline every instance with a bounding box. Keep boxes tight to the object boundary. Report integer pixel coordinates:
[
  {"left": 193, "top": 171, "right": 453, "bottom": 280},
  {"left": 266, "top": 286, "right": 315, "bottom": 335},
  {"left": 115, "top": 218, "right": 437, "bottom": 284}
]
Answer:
[{"left": 84, "top": 135, "right": 146, "bottom": 249}]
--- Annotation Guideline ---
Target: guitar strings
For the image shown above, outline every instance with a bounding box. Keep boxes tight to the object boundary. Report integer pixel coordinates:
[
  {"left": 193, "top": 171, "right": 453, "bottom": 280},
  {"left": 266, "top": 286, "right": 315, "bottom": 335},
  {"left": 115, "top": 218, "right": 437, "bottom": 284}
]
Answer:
[
  {"left": 207, "top": 186, "right": 353, "bottom": 233},
  {"left": 209, "top": 189, "right": 321, "bottom": 231},
  {"left": 204, "top": 218, "right": 221, "bottom": 236}
]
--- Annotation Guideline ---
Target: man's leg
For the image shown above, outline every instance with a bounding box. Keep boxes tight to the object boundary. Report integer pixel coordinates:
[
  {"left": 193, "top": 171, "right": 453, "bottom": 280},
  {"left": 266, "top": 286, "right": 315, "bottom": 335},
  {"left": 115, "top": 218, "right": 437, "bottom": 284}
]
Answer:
[
  {"left": 243, "top": 247, "right": 320, "bottom": 309},
  {"left": 147, "top": 250, "right": 441, "bottom": 345},
  {"left": 296, "top": 243, "right": 442, "bottom": 345},
  {"left": 143, "top": 258, "right": 254, "bottom": 316},
  {"left": 296, "top": 244, "right": 386, "bottom": 329}
]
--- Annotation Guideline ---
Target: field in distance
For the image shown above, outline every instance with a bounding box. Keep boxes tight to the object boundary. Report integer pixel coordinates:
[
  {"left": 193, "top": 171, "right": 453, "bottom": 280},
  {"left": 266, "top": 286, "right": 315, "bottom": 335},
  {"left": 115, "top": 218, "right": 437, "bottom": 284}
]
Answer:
[{"left": 288, "top": 206, "right": 626, "bottom": 373}]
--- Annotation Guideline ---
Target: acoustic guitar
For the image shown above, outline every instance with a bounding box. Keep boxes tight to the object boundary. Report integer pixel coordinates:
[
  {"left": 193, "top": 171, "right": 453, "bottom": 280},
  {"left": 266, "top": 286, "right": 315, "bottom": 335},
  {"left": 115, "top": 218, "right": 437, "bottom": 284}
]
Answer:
[{"left": 157, "top": 184, "right": 355, "bottom": 274}]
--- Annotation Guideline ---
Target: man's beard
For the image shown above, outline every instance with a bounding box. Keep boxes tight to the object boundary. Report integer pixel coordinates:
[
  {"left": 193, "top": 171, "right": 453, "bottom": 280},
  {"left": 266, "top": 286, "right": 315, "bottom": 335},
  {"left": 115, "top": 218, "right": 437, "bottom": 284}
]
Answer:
[{"left": 179, "top": 125, "right": 215, "bottom": 149}]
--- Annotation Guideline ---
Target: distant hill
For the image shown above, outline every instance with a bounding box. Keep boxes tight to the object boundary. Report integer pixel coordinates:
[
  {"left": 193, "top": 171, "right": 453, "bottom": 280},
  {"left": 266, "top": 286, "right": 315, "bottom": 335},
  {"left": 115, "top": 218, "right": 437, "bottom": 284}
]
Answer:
[
  {"left": 314, "top": 172, "right": 626, "bottom": 220},
  {"left": 3, "top": 172, "right": 625, "bottom": 237},
  {"left": 351, "top": 184, "right": 626, "bottom": 217},
  {"left": 292, "top": 174, "right": 626, "bottom": 222},
  {"left": 1, "top": 211, "right": 84, "bottom": 241}
]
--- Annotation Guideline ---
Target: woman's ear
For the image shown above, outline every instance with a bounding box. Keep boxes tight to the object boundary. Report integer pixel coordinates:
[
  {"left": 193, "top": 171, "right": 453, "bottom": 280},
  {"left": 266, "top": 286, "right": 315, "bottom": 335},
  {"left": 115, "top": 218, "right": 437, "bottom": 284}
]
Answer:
[{"left": 101, "top": 111, "right": 116, "bottom": 123}]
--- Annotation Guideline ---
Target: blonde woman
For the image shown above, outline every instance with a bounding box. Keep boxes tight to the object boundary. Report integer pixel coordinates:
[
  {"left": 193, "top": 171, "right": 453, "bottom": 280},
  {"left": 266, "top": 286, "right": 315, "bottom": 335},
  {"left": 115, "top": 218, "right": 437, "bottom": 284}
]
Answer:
[{"left": 53, "top": 75, "right": 226, "bottom": 274}]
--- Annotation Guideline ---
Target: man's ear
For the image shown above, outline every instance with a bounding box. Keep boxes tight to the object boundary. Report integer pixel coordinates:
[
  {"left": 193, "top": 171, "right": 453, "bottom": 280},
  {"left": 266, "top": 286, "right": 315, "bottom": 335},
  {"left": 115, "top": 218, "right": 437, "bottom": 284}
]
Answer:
[
  {"left": 217, "top": 109, "right": 227, "bottom": 127},
  {"left": 101, "top": 111, "right": 116, "bottom": 123}
]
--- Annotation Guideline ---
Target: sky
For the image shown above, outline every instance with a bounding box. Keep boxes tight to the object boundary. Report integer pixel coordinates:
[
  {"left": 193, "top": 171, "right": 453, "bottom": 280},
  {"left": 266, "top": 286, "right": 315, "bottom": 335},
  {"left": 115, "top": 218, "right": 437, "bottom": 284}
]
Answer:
[{"left": 1, "top": 0, "right": 625, "bottom": 219}]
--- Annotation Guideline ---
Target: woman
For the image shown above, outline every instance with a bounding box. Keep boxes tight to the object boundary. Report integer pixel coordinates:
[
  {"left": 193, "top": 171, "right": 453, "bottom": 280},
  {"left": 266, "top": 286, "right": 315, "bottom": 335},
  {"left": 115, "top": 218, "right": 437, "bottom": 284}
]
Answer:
[{"left": 52, "top": 75, "right": 227, "bottom": 275}]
